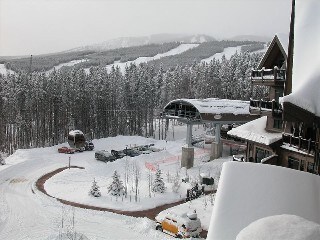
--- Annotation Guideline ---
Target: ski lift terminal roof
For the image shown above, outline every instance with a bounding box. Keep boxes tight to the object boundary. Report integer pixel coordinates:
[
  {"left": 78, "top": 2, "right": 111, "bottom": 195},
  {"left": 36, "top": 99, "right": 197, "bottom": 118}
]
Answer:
[{"left": 163, "top": 98, "right": 257, "bottom": 124}]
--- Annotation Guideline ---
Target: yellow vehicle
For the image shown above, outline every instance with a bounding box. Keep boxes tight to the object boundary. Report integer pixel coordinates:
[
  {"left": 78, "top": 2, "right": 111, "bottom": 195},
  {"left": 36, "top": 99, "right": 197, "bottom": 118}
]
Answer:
[{"left": 155, "top": 211, "right": 202, "bottom": 238}]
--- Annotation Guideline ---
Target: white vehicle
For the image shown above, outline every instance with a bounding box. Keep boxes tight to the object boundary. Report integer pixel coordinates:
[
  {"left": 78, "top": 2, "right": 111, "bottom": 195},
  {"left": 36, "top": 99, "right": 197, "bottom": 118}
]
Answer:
[{"left": 155, "top": 211, "right": 202, "bottom": 238}]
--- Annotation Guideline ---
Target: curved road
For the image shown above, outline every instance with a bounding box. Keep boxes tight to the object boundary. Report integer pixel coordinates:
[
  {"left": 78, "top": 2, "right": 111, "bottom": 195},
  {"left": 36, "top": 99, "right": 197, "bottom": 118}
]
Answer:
[{"left": 0, "top": 155, "right": 169, "bottom": 240}]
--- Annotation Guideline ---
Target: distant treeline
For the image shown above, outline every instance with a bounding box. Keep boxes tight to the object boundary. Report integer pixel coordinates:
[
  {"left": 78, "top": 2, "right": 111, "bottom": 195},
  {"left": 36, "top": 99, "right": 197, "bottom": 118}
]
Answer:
[
  {"left": 4, "top": 43, "right": 180, "bottom": 72},
  {"left": 0, "top": 51, "right": 265, "bottom": 154},
  {"left": 149, "top": 40, "right": 263, "bottom": 70},
  {"left": 3, "top": 41, "right": 264, "bottom": 73},
  {"left": 4, "top": 51, "right": 95, "bottom": 73}
]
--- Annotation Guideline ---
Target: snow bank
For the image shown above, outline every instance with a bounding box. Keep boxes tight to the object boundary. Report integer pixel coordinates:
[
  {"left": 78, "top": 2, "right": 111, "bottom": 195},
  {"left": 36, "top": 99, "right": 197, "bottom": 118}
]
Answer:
[
  {"left": 207, "top": 162, "right": 320, "bottom": 240},
  {"left": 236, "top": 214, "right": 320, "bottom": 240},
  {"left": 227, "top": 116, "right": 282, "bottom": 145},
  {"left": 281, "top": 0, "right": 320, "bottom": 117}
]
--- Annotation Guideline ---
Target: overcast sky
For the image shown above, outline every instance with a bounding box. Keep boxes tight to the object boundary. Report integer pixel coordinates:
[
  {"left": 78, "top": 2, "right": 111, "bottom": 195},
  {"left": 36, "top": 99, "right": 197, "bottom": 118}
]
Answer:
[{"left": 0, "top": 0, "right": 292, "bottom": 56}]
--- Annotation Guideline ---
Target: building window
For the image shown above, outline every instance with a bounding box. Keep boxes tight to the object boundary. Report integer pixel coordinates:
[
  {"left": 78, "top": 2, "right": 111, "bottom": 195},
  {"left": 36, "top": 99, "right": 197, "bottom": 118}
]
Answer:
[
  {"left": 273, "top": 119, "right": 283, "bottom": 129},
  {"left": 300, "top": 160, "right": 305, "bottom": 171},
  {"left": 307, "top": 162, "right": 315, "bottom": 173},
  {"left": 288, "top": 156, "right": 299, "bottom": 170},
  {"left": 255, "top": 147, "right": 271, "bottom": 163}
]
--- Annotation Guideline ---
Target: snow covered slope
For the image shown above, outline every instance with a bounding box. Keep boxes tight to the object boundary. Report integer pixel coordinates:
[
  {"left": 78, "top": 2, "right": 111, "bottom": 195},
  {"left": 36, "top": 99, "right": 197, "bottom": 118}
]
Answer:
[
  {"left": 46, "top": 59, "right": 87, "bottom": 74},
  {"left": 201, "top": 45, "right": 243, "bottom": 63},
  {"left": 0, "top": 64, "right": 15, "bottom": 76},
  {"left": 104, "top": 43, "right": 199, "bottom": 73},
  {"left": 207, "top": 162, "right": 320, "bottom": 240}
]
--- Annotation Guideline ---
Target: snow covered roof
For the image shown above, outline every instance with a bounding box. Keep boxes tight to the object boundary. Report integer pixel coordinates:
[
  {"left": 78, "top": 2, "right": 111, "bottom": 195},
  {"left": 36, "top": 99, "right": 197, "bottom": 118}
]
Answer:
[
  {"left": 68, "top": 130, "right": 84, "bottom": 136},
  {"left": 257, "top": 34, "right": 288, "bottom": 69},
  {"left": 276, "top": 33, "right": 289, "bottom": 56},
  {"left": 207, "top": 162, "right": 320, "bottom": 240},
  {"left": 281, "top": 0, "right": 320, "bottom": 117},
  {"left": 227, "top": 116, "right": 282, "bottom": 145},
  {"left": 166, "top": 98, "right": 250, "bottom": 115}
]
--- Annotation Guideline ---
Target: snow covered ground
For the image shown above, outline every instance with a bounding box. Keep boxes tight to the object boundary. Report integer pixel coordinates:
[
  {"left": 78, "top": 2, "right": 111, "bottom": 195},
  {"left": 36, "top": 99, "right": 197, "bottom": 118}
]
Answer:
[
  {"left": 0, "top": 63, "right": 15, "bottom": 76},
  {"left": 0, "top": 123, "right": 230, "bottom": 239}
]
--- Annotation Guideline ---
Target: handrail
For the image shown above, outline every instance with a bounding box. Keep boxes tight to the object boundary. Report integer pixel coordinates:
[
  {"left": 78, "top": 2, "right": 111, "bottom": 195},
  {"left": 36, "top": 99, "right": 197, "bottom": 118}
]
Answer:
[
  {"left": 250, "top": 98, "right": 283, "bottom": 116},
  {"left": 251, "top": 67, "right": 286, "bottom": 81},
  {"left": 282, "top": 133, "right": 317, "bottom": 154}
]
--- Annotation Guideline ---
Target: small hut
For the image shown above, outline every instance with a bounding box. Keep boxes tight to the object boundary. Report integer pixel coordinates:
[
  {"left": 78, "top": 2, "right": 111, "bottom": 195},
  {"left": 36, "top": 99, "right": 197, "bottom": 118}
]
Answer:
[{"left": 68, "top": 130, "right": 86, "bottom": 150}]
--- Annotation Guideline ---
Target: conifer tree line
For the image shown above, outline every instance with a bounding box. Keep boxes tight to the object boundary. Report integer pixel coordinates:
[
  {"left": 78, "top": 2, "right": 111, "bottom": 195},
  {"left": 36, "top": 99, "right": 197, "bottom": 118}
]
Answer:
[{"left": 0, "top": 51, "right": 263, "bottom": 154}]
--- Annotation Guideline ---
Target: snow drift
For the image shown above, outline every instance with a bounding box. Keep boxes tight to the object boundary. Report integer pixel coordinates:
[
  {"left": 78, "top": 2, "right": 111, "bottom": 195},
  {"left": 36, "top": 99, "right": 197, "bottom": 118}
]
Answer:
[{"left": 207, "top": 162, "right": 320, "bottom": 240}]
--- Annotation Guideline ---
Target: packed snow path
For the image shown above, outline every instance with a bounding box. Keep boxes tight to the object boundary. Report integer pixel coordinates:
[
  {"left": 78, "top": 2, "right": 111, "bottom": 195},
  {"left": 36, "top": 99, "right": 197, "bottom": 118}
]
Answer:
[{"left": 0, "top": 155, "right": 169, "bottom": 239}]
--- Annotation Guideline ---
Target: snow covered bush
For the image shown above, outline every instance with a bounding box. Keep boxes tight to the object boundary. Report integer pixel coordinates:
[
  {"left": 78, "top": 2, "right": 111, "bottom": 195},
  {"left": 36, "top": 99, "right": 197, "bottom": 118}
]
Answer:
[
  {"left": 89, "top": 178, "right": 101, "bottom": 197},
  {"left": 108, "top": 170, "right": 125, "bottom": 196},
  {"left": 152, "top": 169, "right": 166, "bottom": 193}
]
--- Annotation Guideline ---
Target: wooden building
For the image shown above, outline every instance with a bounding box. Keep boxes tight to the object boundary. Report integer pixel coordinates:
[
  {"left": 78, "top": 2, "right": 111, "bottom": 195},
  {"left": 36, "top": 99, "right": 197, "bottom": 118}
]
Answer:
[
  {"left": 228, "top": 34, "right": 287, "bottom": 166},
  {"left": 229, "top": 0, "right": 320, "bottom": 174}
]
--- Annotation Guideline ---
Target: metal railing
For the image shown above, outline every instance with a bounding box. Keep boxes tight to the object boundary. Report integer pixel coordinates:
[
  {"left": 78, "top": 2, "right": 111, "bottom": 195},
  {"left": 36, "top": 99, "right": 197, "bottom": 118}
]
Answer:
[
  {"left": 251, "top": 67, "right": 286, "bottom": 82},
  {"left": 250, "top": 98, "right": 282, "bottom": 117},
  {"left": 282, "top": 133, "right": 317, "bottom": 154}
]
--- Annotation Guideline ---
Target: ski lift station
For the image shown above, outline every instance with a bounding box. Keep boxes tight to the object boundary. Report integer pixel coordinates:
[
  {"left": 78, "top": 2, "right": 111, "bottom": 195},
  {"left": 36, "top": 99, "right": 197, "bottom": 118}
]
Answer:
[{"left": 163, "top": 98, "right": 258, "bottom": 168}]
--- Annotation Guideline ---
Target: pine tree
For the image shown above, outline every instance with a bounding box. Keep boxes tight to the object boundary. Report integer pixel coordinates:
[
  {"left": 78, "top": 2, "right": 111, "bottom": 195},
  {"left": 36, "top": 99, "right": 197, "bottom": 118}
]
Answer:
[
  {"left": 108, "top": 170, "right": 125, "bottom": 196},
  {"left": 152, "top": 169, "right": 166, "bottom": 193},
  {"left": 89, "top": 178, "right": 101, "bottom": 197}
]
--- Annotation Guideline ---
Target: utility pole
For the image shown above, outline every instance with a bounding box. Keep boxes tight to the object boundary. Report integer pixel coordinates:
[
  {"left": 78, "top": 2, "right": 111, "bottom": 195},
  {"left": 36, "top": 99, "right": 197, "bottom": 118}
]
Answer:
[
  {"left": 285, "top": 0, "right": 295, "bottom": 95},
  {"left": 29, "top": 55, "right": 33, "bottom": 74}
]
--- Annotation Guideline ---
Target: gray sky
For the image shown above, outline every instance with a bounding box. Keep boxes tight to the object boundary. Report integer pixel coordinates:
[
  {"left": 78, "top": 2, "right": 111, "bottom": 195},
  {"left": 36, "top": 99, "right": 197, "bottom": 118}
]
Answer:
[{"left": 0, "top": 0, "right": 292, "bottom": 56}]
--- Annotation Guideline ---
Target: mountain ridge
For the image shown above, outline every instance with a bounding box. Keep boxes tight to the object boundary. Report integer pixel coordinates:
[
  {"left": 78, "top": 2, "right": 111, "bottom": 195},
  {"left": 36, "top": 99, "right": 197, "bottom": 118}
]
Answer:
[{"left": 68, "top": 33, "right": 216, "bottom": 52}]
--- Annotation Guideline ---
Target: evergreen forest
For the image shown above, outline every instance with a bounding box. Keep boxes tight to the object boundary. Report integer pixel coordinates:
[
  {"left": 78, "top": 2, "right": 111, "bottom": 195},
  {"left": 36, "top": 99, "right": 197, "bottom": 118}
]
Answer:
[{"left": 0, "top": 51, "right": 265, "bottom": 154}]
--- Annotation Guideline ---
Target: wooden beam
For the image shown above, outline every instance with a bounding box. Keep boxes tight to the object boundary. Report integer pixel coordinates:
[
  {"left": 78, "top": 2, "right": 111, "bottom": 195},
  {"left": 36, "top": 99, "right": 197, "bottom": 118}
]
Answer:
[{"left": 285, "top": 0, "right": 295, "bottom": 95}]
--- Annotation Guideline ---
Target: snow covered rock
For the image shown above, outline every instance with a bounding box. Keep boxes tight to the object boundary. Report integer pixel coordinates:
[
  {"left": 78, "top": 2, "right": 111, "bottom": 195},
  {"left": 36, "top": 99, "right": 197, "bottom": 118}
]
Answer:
[{"left": 236, "top": 214, "right": 320, "bottom": 240}]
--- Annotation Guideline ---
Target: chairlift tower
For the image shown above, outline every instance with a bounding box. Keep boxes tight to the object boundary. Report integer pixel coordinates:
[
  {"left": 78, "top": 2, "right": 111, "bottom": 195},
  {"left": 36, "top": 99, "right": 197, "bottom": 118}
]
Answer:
[{"left": 163, "top": 99, "right": 258, "bottom": 168}]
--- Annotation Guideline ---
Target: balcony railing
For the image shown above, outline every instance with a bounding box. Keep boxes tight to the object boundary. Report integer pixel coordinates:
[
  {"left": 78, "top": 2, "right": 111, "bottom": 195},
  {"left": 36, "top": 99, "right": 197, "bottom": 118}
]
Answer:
[
  {"left": 250, "top": 98, "right": 282, "bottom": 117},
  {"left": 282, "top": 133, "right": 317, "bottom": 154},
  {"left": 251, "top": 67, "right": 286, "bottom": 83}
]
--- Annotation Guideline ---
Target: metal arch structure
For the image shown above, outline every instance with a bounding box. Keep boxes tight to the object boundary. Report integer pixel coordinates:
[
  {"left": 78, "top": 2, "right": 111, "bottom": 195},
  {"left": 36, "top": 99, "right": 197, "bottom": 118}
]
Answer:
[
  {"left": 163, "top": 99, "right": 202, "bottom": 124},
  {"left": 163, "top": 98, "right": 258, "bottom": 147}
]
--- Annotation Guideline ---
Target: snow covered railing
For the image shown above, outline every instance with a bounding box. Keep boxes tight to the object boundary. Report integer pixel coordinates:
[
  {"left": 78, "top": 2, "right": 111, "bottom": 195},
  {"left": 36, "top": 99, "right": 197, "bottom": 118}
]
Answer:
[
  {"left": 282, "top": 133, "right": 317, "bottom": 154},
  {"left": 251, "top": 67, "right": 286, "bottom": 82},
  {"left": 249, "top": 98, "right": 282, "bottom": 116}
]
